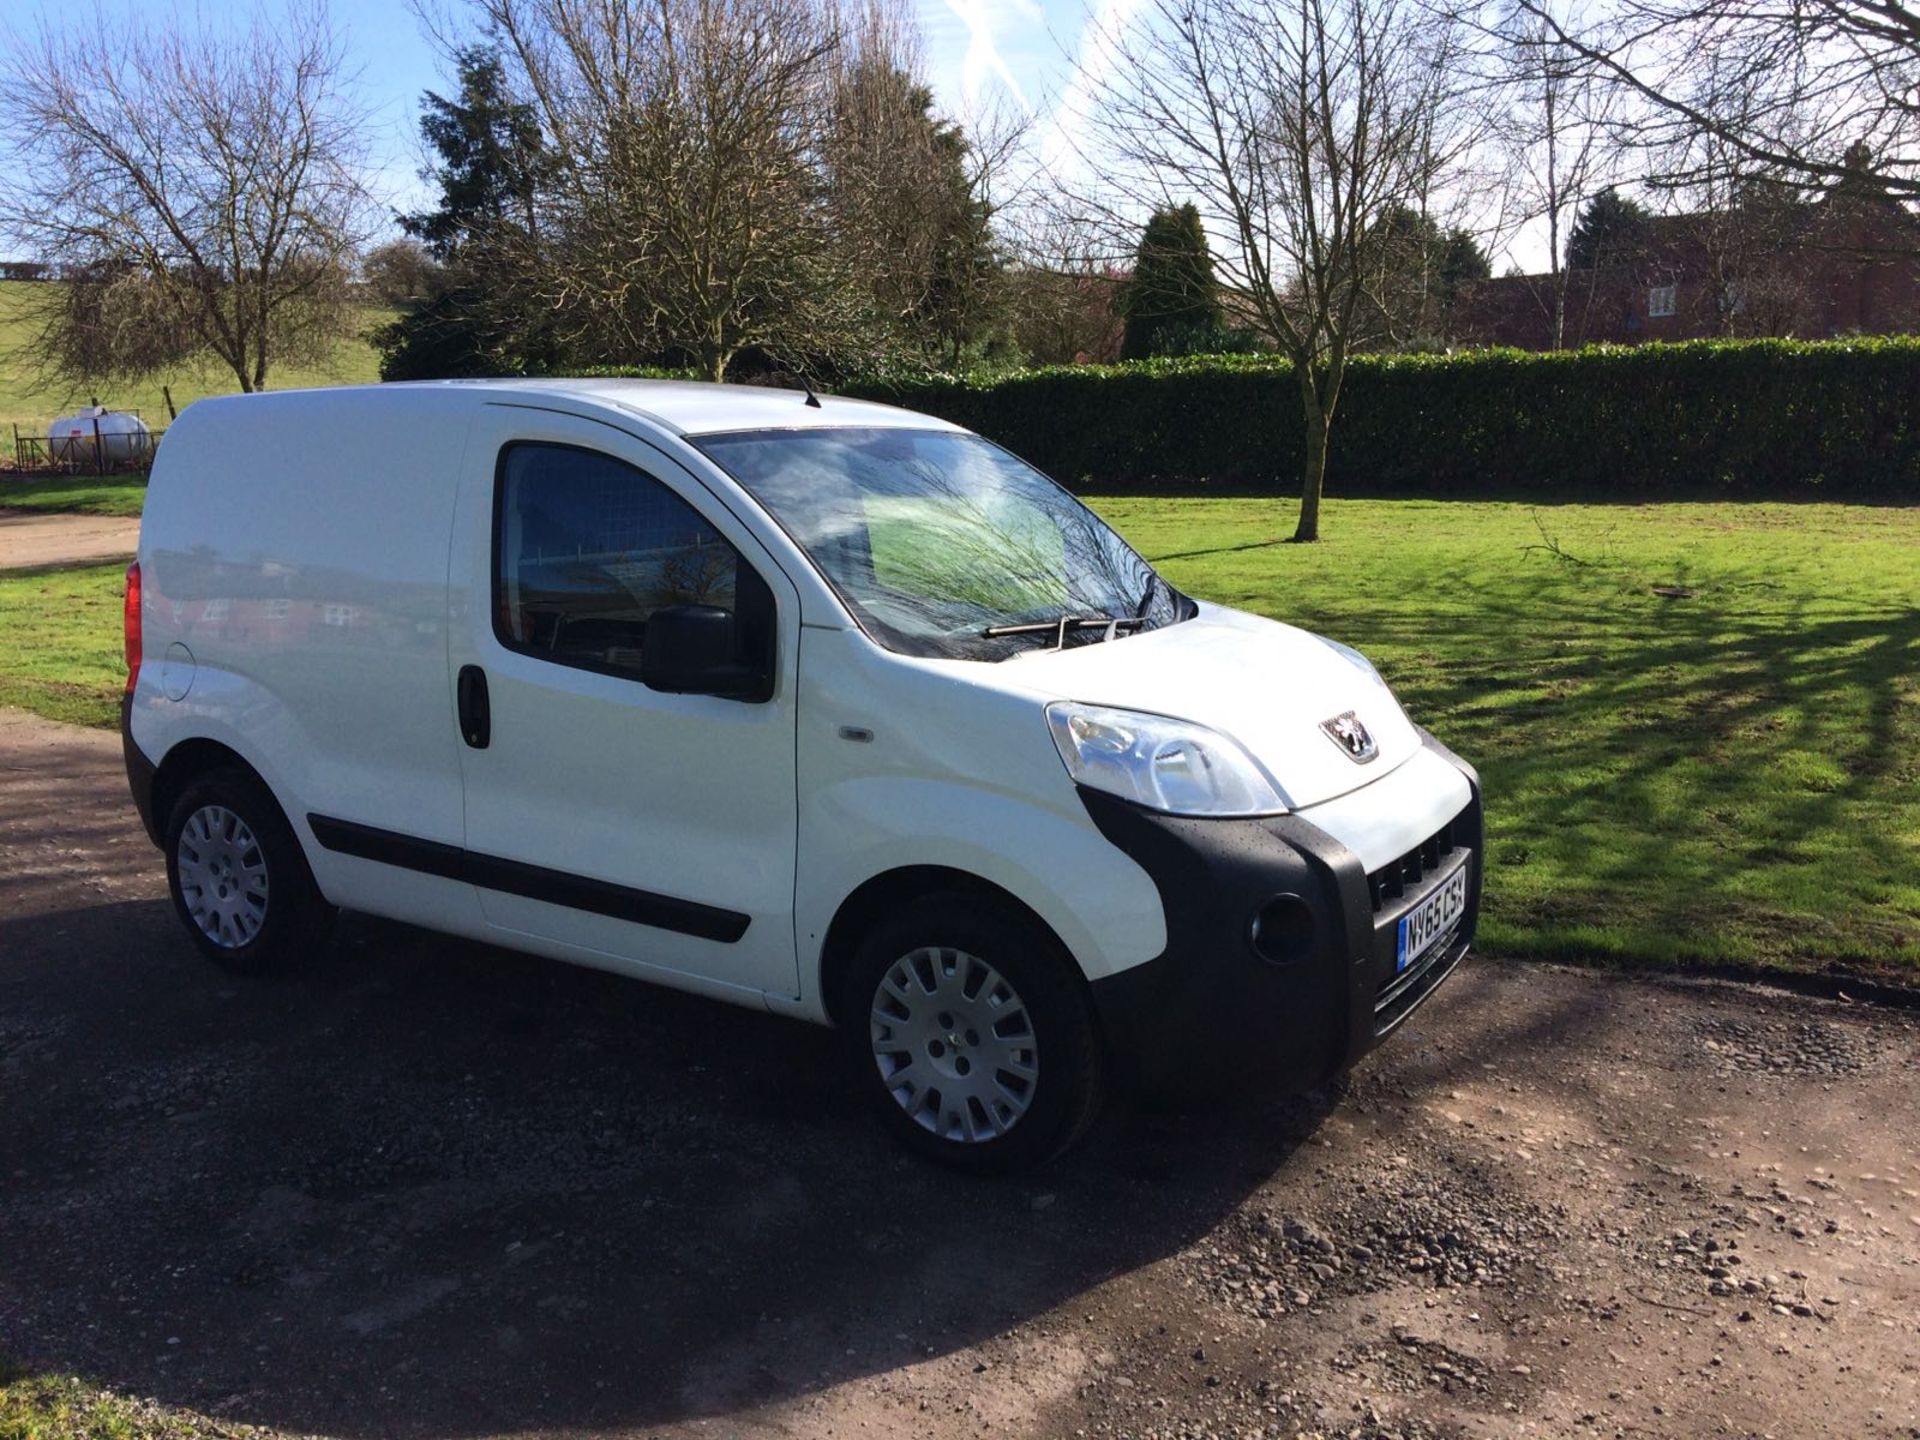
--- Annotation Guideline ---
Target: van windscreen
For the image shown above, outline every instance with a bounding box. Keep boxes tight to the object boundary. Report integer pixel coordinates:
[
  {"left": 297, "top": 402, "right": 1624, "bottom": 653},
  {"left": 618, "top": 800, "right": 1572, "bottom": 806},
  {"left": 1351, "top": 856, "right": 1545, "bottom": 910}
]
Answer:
[{"left": 693, "top": 427, "right": 1183, "bottom": 661}]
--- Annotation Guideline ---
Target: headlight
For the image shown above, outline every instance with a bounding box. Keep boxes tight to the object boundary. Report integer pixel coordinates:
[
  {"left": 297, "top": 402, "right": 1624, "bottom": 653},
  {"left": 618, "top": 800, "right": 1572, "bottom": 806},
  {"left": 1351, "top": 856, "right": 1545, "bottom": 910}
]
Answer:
[{"left": 1045, "top": 703, "right": 1287, "bottom": 817}]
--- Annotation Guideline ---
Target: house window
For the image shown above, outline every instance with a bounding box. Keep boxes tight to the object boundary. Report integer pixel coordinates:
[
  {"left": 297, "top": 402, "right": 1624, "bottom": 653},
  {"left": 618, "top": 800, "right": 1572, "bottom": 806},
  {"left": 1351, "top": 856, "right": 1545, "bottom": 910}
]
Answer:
[
  {"left": 264, "top": 598, "right": 291, "bottom": 620},
  {"left": 322, "top": 603, "right": 355, "bottom": 627},
  {"left": 1648, "top": 285, "right": 1677, "bottom": 318}
]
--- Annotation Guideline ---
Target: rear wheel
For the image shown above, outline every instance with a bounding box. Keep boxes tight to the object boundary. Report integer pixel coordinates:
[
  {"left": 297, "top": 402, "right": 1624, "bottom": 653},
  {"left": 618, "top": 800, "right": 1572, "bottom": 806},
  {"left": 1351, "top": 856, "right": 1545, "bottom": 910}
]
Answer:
[
  {"left": 164, "top": 768, "right": 334, "bottom": 974},
  {"left": 840, "top": 893, "right": 1104, "bottom": 1173}
]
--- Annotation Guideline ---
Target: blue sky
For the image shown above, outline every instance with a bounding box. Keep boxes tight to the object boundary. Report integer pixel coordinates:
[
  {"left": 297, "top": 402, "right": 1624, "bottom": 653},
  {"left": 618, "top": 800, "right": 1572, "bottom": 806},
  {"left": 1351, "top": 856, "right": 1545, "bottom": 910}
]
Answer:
[
  {"left": 6, "top": 0, "right": 1556, "bottom": 270},
  {"left": 6, "top": 0, "right": 1094, "bottom": 229}
]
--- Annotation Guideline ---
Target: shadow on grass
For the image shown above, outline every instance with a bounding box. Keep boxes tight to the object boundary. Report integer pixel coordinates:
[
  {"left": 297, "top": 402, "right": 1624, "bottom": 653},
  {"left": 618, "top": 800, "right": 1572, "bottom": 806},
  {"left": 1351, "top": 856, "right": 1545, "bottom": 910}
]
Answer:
[
  {"left": 1341, "top": 574, "right": 1920, "bottom": 973},
  {"left": 1147, "top": 536, "right": 1290, "bottom": 564}
]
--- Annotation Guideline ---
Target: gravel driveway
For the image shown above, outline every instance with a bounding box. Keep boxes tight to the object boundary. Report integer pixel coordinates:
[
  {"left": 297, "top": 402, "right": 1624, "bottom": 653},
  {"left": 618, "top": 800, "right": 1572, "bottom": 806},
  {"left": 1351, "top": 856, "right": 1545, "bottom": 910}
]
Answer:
[
  {"left": 0, "top": 511, "right": 142, "bottom": 570},
  {"left": 1, "top": 709, "right": 1916, "bottom": 1439}
]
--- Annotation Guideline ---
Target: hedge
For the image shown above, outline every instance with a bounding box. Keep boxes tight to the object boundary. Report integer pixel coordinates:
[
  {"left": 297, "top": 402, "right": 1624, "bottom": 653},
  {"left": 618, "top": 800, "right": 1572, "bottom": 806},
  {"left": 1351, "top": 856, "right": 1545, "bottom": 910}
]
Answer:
[{"left": 841, "top": 339, "right": 1920, "bottom": 498}]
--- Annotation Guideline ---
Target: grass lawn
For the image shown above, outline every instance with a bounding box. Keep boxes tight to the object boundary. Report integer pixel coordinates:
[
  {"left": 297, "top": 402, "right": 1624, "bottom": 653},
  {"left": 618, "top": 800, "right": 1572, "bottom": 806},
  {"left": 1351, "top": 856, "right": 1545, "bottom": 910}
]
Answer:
[
  {"left": 0, "top": 497, "right": 1913, "bottom": 981},
  {"left": 0, "top": 473, "right": 147, "bottom": 517},
  {"left": 1095, "top": 496, "right": 1920, "bottom": 981},
  {"left": 0, "top": 1368, "right": 138, "bottom": 1440},
  {"left": 0, "top": 1356, "right": 230, "bottom": 1440},
  {"left": 0, "top": 563, "right": 127, "bottom": 728},
  {"left": 0, "top": 281, "right": 392, "bottom": 444}
]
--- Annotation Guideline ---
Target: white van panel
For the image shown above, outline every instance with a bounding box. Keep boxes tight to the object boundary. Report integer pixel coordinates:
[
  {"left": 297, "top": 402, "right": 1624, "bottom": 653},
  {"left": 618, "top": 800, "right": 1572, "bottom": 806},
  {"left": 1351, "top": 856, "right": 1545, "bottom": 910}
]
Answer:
[
  {"left": 446, "top": 406, "right": 806, "bottom": 999},
  {"left": 1291, "top": 745, "right": 1473, "bottom": 874},
  {"left": 791, "top": 626, "right": 1168, "bottom": 1010},
  {"left": 134, "top": 388, "right": 477, "bottom": 928}
]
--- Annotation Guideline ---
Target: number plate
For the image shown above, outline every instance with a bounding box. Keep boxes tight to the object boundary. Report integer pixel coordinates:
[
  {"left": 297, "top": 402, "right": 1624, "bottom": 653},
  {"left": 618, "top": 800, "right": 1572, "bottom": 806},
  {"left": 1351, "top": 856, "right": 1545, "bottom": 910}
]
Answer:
[{"left": 1396, "top": 857, "right": 1469, "bottom": 974}]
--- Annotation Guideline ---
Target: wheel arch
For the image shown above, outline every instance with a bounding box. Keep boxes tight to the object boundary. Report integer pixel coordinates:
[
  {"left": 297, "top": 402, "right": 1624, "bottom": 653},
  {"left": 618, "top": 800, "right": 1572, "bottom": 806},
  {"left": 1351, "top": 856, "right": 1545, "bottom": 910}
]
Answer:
[
  {"left": 150, "top": 737, "right": 270, "bottom": 840},
  {"left": 818, "top": 865, "right": 1082, "bottom": 1029}
]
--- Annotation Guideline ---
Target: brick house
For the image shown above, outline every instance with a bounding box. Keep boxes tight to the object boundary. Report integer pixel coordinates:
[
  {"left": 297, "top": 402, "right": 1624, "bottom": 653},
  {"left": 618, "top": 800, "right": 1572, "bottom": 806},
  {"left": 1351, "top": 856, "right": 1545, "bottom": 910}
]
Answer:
[{"left": 1458, "top": 162, "right": 1920, "bottom": 349}]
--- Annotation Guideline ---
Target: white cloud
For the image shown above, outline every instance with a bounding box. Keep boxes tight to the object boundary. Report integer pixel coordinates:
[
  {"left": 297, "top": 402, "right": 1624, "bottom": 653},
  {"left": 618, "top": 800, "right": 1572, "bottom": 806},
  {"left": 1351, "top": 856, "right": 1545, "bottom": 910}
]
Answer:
[
  {"left": 937, "top": 0, "right": 1036, "bottom": 109},
  {"left": 1035, "top": 0, "right": 1151, "bottom": 181}
]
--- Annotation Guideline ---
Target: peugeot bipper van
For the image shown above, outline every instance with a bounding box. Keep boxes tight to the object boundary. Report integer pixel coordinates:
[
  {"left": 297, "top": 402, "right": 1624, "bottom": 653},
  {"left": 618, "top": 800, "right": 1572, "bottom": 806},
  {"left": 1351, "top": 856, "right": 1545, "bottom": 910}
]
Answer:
[{"left": 123, "top": 380, "right": 1481, "bottom": 1171}]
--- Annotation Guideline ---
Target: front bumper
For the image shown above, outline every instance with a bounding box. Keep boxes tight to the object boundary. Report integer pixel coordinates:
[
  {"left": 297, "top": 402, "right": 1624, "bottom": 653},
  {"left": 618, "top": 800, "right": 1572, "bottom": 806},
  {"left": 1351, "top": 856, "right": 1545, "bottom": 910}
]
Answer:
[{"left": 1081, "top": 732, "right": 1483, "bottom": 1099}]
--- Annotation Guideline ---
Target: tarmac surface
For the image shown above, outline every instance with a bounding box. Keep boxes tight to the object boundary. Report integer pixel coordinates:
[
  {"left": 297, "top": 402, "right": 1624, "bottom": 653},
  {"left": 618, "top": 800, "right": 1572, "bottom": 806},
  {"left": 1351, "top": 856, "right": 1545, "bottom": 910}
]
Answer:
[{"left": 2, "top": 708, "right": 1917, "bottom": 1439}]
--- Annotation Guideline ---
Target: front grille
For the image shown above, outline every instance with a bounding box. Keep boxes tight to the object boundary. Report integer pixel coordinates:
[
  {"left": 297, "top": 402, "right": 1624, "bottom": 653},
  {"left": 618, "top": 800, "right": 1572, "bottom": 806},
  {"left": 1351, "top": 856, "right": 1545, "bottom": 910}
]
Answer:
[
  {"left": 1374, "top": 927, "right": 1465, "bottom": 1032},
  {"left": 1367, "top": 813, "right": 1464, "bottom": 913},
  {"left": 1366, "top": 805, "right": 1476, "bottom": 1035}
]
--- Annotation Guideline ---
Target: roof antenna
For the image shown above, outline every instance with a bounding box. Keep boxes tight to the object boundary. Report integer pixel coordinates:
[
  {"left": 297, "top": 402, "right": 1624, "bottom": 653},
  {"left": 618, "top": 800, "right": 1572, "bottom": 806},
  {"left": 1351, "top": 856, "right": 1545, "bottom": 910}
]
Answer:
[{"left": 797, "top": 370, "right": 822, "bottom": 409}]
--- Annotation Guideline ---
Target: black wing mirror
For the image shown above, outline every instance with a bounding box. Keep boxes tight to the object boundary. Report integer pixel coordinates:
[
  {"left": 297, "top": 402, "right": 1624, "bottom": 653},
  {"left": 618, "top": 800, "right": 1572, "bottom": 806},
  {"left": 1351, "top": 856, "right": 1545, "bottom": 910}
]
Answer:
[{"left": 641, "top": 604, "right": 766, "bottom": 700}]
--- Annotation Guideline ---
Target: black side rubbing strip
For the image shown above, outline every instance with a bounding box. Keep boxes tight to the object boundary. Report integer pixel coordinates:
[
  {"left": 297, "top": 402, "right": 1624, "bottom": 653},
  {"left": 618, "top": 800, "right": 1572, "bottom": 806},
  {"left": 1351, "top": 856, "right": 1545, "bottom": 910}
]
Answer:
[
  {"left": 306, "top": 814, "right": 750, "bottom": 944},
  {"left": 309, "top": 815, "right": 465, "bottom": 882}
]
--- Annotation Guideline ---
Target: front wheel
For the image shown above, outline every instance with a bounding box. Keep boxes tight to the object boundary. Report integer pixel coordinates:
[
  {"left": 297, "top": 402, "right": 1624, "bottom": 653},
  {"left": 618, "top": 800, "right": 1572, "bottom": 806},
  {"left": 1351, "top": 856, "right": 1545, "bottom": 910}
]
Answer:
[{"left": 841, "top": 893, "right": 1105, "bottom": 1173}]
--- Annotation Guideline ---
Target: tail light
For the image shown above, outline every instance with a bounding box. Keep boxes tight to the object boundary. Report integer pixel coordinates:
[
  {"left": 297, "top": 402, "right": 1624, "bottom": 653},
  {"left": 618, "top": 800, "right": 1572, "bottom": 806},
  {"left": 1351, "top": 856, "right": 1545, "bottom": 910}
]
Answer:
[{"left": 123, "top": 561, "right": 142, "bottom": 694}]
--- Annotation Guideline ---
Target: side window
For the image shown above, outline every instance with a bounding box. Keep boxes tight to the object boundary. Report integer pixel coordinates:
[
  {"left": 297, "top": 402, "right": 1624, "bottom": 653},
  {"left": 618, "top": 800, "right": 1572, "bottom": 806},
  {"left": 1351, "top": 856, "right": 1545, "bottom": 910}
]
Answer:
[{"left": 494, "top": 442, "right": 764, "bottom": 685}]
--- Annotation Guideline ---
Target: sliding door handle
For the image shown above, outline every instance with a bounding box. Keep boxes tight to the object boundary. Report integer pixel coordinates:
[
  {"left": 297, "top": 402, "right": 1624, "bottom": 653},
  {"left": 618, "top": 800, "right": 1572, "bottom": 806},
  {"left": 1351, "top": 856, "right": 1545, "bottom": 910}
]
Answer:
[{"left": 456, "top": 665, "right": 491, "bottom": 749}]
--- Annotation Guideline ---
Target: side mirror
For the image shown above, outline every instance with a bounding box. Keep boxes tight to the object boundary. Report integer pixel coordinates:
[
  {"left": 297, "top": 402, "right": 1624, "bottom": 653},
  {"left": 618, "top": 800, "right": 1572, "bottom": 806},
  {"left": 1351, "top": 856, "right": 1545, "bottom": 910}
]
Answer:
[{"left": 641, "top": 604, "right": 763, "bottom": 699}]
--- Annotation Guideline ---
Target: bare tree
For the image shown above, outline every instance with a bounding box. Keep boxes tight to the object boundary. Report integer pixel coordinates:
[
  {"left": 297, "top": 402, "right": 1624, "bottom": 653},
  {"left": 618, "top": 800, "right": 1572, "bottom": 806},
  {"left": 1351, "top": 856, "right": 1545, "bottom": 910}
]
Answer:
[
  {"left": 469, "top": 0, "right": 906, "bottom": 380},
  {"left": 996, "top": 213, "right": 1128, "bottom": 364},
  {"left": 363, "top": 238, "right": 444, "bottom": 306},
  {"left": 1483, "top": 3, "right": 1626, "bottom": 347},
  {"left": 826, "top": 8, "right": 956, "bottom": 349},
  {"left": 1084, "top": 0, "right": 1472, "bottom": 540},
  {"left": 0, "top": 3, "right": 376, "bottom": 394},
  {"left": 823, "top": 5, "right": 1019, "bottom": 365},
  {"left": 1513, "top": 0, "right": 1920, "bottom": 198},
  {"left": 453, "top": 0, "right": 1011, "bottom": 378},
  {"left": 1656, "top": 131, "right": 1814, "bottom": 335}
]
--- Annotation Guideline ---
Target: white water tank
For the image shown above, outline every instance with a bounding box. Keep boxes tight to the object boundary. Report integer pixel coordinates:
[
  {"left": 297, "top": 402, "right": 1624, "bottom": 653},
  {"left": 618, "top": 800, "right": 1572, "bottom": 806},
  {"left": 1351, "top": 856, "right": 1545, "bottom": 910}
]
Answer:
[{"left": 48, "top": 405, "right": 152, "bottom": 465}]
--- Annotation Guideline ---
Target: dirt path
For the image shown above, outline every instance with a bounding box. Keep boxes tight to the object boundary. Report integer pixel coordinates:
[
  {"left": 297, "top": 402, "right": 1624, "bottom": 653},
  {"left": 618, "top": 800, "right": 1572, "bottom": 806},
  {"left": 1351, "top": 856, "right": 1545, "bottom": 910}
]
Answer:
[
  {"left": 2, "top": 708, "right": 1916, "bottom": 1440},
  {"left": 0, "top": 511, "right": 141, "bottom": 570}
]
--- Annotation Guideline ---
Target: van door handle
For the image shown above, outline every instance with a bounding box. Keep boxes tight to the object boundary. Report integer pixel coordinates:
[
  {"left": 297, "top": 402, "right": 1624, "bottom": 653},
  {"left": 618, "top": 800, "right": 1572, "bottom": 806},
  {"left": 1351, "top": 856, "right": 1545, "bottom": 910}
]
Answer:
[{"left": 456, "top": 665, "right": 491, "bottom": 749}]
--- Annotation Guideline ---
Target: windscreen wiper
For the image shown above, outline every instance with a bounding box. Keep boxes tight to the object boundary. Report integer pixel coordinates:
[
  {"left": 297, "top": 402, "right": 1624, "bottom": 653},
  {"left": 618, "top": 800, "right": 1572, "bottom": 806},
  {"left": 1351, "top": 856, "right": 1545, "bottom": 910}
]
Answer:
[
  {"left": 982, "top": 614, "right": 1149, "bottom": 649},
  {"left": 1134, "top": 572, "right": 1161, "bottom": 619}
]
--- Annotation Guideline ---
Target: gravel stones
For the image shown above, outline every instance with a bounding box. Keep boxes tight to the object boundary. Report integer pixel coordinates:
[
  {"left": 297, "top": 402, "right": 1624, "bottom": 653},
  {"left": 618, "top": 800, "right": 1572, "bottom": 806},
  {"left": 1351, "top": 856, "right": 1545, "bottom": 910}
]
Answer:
[
  {"left": 1693, "top": 1016, "right": 1874, "bottom": 1078},
  {"left": 1186, "top": 1152, "right": 1561, "bottom": 1322}
]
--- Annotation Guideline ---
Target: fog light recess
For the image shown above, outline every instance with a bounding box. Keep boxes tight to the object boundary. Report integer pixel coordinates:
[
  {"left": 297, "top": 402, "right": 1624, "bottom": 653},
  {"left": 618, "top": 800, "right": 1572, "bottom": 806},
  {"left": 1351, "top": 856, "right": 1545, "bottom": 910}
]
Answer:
[{"left": 1249, "top": 894, "right": 1315, "bottom": 966}]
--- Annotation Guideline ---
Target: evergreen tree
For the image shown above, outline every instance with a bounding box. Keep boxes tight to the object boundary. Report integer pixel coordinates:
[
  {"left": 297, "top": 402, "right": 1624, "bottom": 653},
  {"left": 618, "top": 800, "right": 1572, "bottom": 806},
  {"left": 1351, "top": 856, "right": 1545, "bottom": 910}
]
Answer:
[
  {"left": 1366, "top": 206, "right": 1492, "bottom": 341},
  {"left": 1434, "top": 226, "right": 1493, "bottom": 305},
  {"left": 1566, "top": 189, "right": 1652, "bottom": 270},
  {"left": 401, "top": 48, "right": 545, "bottom": 262},
  {"left": 916, "top": 97, "right": 1003, "bottom": 367},
  {"left": 832, "top": 69, "right": 1002, "bottom": 366},
  {"left": 1119, "top": 205, "right": 1224, "bottom": 359},
  {"left": 376, "top": 49, "right": 556, "bottom": 380}
]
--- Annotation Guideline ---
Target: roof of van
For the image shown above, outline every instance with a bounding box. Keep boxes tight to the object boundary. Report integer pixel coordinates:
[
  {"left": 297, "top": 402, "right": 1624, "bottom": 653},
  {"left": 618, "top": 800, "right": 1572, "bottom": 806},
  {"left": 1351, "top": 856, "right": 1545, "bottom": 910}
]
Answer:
[{"left": 385, "top": 377, "right": 968, "bottom": 437}]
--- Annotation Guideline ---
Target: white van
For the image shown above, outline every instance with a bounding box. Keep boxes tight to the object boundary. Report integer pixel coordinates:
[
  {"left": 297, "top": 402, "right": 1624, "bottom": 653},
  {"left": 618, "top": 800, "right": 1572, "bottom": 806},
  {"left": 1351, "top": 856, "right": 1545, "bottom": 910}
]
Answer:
[{"left": 123, "top": 379, "right": 1481, "bottom": 1170}]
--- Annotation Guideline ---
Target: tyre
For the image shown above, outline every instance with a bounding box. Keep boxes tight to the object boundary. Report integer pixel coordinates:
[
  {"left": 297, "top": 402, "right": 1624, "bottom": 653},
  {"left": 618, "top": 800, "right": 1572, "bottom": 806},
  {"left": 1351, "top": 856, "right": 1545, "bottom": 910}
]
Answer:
[
  {"left": 840, "top": 892, "right": 1105, "bottom": 1173},
  {"left": 163, "top": 766, "right": 335, "bottom": 974}
]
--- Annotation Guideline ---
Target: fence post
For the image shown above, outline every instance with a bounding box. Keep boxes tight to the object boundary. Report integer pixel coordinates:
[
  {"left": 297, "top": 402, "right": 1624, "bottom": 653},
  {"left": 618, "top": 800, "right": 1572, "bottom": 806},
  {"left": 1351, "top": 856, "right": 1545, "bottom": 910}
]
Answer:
[
  {"left": 93, "top": 416, "right": 105, "bottom": 474},
  {"left": 163, "top": 385, "right": 177, "bottom": 421}
]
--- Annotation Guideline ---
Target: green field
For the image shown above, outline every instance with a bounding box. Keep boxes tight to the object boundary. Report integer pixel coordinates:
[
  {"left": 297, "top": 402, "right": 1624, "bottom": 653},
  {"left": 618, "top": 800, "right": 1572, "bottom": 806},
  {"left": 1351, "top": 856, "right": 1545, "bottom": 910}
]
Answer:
[
  {"left": 0, "top": 562, "right": 127, "bottom": 728},
  {"left": 0, "top": 473, "right": 147, "bottom": 516},
  {"left": 0, "top": 495, "right": 1914, "bottom": 980},
  {"left": 1106, "top": 497, "right": 1920, "bottom": 980},
  {"left": 0, "top": 281, "right": 391, "bottom": 440}
]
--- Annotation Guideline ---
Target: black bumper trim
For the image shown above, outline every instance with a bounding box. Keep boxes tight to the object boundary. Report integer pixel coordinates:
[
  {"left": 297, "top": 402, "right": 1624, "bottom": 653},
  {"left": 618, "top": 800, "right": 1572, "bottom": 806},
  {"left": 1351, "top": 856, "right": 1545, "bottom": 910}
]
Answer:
[
  {"left": 122, "top": 693, "right": 162, "bottom": 848},
  {"left": 1080, "top": 733, "right": 1483, "bottom": 1100}
]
